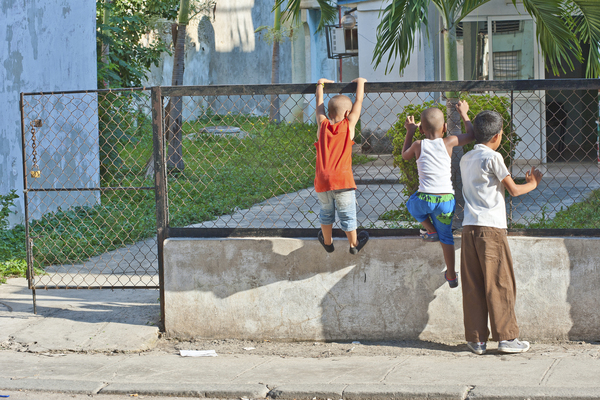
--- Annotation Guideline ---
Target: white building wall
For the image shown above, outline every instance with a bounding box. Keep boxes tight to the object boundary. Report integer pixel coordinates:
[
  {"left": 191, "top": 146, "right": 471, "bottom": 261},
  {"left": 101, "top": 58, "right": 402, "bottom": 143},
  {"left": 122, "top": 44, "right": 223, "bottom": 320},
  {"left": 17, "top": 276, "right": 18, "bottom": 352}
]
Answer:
[
  {"left": 0, "top": 1, "right": 98, "bottom": 226},
  {"left": 144, "top": 0, "right": 294, "bottom": 121}
]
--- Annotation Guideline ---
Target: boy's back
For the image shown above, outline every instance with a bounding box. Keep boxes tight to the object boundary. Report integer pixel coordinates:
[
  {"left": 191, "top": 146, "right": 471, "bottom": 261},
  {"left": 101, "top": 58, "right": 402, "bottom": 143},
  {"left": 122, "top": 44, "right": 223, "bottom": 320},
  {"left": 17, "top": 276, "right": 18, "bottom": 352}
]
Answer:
[
  {"left": 313, "top": 77, "right": 369, "bottom": 255},
  {"left": 460, "top": 145, "right": 510, "bottom": 228},
  {"left": 314, "top": 118, "right": 355, "bottom": 192},
  {"left": 416, "top": 137, "right": 453, "bottom": 194},
  {"left": 459, "top": 109, "right": 542, "bottom": 356}
]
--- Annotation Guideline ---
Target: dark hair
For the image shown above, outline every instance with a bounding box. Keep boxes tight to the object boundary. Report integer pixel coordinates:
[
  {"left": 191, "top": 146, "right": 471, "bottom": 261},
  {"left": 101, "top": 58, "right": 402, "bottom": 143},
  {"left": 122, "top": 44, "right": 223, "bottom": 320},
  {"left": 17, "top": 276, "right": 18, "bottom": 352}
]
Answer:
[{"left": 473, "top": 110, "right": 503, "bottom": 144}]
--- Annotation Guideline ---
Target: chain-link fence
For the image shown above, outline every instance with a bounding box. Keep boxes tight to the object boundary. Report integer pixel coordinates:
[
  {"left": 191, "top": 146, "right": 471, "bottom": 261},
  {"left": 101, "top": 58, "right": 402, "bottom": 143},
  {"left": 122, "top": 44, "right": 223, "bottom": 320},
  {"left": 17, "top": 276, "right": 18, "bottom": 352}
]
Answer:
[
  {"left": 20, "top": 80, "right": 600, "bottom": 302},
  {"left": 160, "top": 80, "right": 600, "bottom": 239},
  {"left": 21, "top": 88, "right": 158, "bottom": 295}
]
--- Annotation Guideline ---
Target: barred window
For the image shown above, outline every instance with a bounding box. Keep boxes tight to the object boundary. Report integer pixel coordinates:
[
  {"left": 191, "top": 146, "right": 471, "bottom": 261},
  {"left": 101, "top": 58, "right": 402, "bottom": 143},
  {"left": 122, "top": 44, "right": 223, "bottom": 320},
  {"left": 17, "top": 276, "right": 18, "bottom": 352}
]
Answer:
[{"left": 493, "top": 51, "right": 521, "bottom": 80}]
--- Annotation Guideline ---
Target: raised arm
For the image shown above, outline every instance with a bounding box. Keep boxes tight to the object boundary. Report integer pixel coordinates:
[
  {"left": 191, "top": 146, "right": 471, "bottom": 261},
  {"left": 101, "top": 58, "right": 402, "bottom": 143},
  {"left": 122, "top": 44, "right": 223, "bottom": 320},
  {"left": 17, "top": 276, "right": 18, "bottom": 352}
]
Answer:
[
  {"left": 347, "top": 77, "right": 367, "bottom": 126},
  {"left": 315, "top": 78, "right": 334, "bottom": 126},
  {"left": 402, "top": 115, "right": 420, "bottom": 160},
  {"left": 503, "top": 166, "right": 543, "bottom": 197},
  {"left": 445, "top": 100, "right": 474, "bottom": 148}
]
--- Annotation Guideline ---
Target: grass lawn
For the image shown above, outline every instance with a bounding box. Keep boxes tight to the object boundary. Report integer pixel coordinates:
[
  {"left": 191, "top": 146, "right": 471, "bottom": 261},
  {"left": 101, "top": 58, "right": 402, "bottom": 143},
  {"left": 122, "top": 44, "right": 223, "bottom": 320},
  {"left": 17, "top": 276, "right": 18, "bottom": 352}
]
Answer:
[{"left": 512, "top": 189, "right": 600, "bottom": 229}]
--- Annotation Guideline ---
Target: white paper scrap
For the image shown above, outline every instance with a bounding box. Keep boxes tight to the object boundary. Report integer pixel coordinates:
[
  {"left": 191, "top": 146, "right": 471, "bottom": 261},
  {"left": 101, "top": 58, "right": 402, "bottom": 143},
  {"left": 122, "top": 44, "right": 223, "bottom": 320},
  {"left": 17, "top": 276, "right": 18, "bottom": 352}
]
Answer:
[
  {"left": 243, "top": 347, "right": 256, "bottom": 351},
  {"left": 179, "top": 350, "right": 218, "bottom": 357}
]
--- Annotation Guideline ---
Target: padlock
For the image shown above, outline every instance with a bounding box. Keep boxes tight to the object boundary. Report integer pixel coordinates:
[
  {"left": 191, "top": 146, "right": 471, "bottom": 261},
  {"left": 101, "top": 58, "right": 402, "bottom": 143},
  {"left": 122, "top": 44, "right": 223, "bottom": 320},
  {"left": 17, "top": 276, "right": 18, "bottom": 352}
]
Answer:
[{"left": 30, "top": 170, "right": 41, "bottom": 178}]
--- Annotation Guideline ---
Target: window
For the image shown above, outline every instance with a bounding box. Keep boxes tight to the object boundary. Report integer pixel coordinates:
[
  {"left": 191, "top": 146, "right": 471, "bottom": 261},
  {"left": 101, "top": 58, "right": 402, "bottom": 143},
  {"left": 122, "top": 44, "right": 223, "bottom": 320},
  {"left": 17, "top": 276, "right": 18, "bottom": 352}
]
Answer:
[
  {"left": 457, "top": 19, "right": 535, "bottom": 80},
  {"left": 494, "top": 51, "right": 521, "bottom": 80}
]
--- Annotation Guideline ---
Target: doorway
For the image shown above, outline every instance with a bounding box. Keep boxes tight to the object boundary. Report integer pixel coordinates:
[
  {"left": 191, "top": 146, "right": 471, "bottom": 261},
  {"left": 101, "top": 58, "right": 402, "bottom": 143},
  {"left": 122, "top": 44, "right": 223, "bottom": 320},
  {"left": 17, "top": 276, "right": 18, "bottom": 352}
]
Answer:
[{"left": 545, "top": 42, "right": 599, "bottom": 162}]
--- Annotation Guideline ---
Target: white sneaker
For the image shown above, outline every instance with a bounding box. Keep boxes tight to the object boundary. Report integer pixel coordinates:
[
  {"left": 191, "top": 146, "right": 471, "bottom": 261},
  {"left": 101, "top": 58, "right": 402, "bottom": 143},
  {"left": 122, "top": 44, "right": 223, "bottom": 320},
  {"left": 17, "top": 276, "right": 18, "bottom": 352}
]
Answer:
[
  {"left": 467, "top": 341, "right": 486, "bottom": 355},
  {"left": 498, "top": 338, "right": 530, "bottom": 353}
]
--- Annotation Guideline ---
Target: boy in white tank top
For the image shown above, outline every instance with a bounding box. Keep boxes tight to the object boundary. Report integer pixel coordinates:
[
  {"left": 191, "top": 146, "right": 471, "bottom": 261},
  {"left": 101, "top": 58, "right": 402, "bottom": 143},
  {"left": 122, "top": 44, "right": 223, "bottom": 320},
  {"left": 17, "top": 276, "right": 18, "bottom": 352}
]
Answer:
[{"left": 402, "top": 101, "right": 474, "bottom": 288}]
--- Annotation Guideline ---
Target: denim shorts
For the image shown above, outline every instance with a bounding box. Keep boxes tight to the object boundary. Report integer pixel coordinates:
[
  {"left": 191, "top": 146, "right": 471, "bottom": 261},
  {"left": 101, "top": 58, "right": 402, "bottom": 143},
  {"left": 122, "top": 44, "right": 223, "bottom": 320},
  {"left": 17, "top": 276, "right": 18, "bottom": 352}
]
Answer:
[
  {"left": 406, "top": 192, "right": 455, "bottom": 245},
  {"left": 316, "top": 189, "right": 357, "bottom": 232}
]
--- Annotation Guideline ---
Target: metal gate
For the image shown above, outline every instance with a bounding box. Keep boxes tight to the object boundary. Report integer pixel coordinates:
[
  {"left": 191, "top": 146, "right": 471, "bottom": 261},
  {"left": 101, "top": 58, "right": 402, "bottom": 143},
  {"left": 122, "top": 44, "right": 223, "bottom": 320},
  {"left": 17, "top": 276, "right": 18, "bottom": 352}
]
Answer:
[{"left": 20, "top": 88, "right": 160, "bottom": 314}]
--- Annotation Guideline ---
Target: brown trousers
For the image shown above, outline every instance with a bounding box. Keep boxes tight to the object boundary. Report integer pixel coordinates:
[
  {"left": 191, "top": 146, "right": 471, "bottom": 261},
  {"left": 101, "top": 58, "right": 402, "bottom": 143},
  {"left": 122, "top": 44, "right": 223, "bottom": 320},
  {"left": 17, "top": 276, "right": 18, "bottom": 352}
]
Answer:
[{"left": 460, "top": 226, "right": 520, "bottom": 342}]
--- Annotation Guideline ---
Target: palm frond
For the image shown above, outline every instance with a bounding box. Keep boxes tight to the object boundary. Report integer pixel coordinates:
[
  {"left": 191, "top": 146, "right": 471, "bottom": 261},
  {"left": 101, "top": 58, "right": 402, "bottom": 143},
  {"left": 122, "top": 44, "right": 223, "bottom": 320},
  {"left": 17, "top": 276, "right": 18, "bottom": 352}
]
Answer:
[
  {"left": 520, "top": 0, "right": 581, "bottom": 76},
  {"left": 275, "top": 0, "right": 337, "bottom": 32},
  {"left": 275, "top": 0, "right": 300, "bottom": 24},
  {"left": 568, "top": 0, "right": 600, "bottom": 78},
  {"left": 372, "top": 0, "right": 431, "bottom": 75}
]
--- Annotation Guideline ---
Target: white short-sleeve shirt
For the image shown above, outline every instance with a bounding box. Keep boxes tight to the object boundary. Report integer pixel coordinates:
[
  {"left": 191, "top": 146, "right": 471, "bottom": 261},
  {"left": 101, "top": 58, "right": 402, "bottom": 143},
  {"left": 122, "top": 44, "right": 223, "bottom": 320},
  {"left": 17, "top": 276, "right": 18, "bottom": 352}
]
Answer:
[{"left": 460, "top": 144, "right": 510, "bottom": 229}]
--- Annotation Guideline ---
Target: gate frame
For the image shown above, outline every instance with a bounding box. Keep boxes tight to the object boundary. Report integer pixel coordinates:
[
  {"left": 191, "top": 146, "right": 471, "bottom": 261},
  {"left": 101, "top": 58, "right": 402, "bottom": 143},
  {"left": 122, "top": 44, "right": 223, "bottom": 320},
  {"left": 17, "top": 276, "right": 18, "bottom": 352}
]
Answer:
[{"left": 19, "top": 88, "right": 161, "bottom": 316}]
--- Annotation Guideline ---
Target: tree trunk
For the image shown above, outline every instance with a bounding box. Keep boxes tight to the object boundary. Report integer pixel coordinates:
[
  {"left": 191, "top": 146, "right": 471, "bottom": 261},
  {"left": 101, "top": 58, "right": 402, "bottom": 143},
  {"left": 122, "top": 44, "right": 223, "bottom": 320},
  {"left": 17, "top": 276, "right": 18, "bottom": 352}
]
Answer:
[
  {"left": 443, "top": 24, "right": 465, "bottom": 228},
  {"left": 270, "top": 40, "right": 280, "bottom": 122},
  {"left": 145, "top": 0, "right": 189, "bottom": 178},
  {"left": 101, "top": 0, "right": 112, "bottom": 88},
  {"left": 269, "top": 3, "right": 281, "bottom": 123},
  {"left": 167, "top": 21, "right": 186, "bottom": 173}
]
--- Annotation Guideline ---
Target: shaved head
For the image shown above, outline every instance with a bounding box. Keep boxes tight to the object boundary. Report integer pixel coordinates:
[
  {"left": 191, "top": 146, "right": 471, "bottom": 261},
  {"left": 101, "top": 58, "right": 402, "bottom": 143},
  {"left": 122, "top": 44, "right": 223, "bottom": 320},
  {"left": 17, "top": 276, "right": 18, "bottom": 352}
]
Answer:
[
  {"left": 420, "top": 107, "right": 445, "bottom": 134},
  {"left": 328, "top": 95, "right": 353, "bottom": 119}
]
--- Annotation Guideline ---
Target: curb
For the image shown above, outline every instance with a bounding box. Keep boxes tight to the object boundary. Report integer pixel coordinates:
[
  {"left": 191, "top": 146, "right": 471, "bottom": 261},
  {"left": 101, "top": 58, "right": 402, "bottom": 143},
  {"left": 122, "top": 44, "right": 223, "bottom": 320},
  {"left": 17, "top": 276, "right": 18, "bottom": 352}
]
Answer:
[
  {"left": 0, "top": 377, "right": 103, "bottom": 394},
  {"left": 467, "top": 386, "right": 600, "bottom": 400},
  {"left": 268, "top": 383, "right": 347, "bottom": 399},
  {"left": 3, "top": 380, "right": 600, "bottom": 400},
  {"left": 343, "top": 384, "right": 470, "bottom": 400},
  {"left": 100, "top": 383, "right": 270, "bottom": 398}
]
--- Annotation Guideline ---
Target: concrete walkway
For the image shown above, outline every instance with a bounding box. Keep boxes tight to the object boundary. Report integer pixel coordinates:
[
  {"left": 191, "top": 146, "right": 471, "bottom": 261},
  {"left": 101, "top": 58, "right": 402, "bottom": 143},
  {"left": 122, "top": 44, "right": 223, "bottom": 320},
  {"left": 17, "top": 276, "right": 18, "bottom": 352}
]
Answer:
[
  {"left": 192, "top": 157, "right": 600, "bottom": 229},
  {"left": 1, "top": 278, "right": 600, "bottom": 399},
  {"left": 191, "top": 155, "right": 406, "bottom": 230}
]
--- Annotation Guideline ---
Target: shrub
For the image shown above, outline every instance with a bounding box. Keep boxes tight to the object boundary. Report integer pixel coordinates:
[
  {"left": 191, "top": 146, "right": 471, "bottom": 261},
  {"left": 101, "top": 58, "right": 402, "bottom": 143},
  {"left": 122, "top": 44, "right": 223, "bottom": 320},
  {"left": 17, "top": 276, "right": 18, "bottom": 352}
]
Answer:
[
  {"left": 387, "top": 94, "right": 520, "bottom": 198},
  {"left": 0, "top": 190, "right": 18, "bottom": 230}
]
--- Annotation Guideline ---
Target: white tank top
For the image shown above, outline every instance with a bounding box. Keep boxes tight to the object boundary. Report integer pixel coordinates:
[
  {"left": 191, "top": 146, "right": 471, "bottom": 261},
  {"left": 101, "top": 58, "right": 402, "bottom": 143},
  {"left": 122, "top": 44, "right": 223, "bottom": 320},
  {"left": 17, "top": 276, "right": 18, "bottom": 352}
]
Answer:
[{"left": 416, "top": 138, "right": 454, "bottom": 194}]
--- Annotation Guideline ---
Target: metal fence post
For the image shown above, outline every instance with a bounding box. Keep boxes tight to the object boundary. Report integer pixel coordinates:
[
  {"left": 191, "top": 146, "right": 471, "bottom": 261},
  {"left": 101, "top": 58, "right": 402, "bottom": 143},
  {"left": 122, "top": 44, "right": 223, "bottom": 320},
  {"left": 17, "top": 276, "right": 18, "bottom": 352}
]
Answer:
[
  {"left": 19, "top": 92, "right": 37, "bottom": 313},
  {"left": 152, "top": 86, "right": 167, "bottom": 331}
]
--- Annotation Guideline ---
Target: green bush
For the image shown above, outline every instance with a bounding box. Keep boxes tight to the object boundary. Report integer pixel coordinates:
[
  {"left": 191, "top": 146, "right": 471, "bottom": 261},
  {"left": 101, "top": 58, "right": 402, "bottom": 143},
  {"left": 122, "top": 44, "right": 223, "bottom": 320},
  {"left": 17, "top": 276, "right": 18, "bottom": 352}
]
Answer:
[{"left": 387, "top": 94, "right": 520, "bottom": 198}]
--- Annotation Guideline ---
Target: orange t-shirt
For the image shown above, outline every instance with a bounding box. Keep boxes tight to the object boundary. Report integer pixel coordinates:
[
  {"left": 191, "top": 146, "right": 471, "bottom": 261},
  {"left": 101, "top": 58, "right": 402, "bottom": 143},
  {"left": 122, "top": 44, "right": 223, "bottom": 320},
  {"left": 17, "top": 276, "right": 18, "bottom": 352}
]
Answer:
[{"left": 314, "top": 118, "right": 356, "bottom": 193}]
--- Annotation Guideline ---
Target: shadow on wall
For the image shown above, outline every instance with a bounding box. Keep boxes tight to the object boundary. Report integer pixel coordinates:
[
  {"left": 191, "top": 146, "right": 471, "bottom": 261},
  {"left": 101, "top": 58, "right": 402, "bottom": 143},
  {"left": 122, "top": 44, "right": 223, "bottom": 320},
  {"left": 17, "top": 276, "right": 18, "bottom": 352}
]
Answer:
[
  {"left": 213, "top": 0, "right": 255, "bottom": 53},
  {"left": 319, "top": 238, "right": 463, "bottom": 341},
  {"left": 163, "top": 237, "right": 463, "bottom": 341},
  {"left": 564, "top": 239, "right": 600, "bottom": 340},
  {"left": 506, "top": 237, "right": 600, "bottom": 341}
]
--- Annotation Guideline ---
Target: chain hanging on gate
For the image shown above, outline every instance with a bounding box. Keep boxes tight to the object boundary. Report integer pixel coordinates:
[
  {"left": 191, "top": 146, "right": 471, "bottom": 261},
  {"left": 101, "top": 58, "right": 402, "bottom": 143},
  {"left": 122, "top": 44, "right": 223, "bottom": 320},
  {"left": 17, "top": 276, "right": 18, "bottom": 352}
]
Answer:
[{"left": 30, "top": 119, "right": 42, "bottom": 178}]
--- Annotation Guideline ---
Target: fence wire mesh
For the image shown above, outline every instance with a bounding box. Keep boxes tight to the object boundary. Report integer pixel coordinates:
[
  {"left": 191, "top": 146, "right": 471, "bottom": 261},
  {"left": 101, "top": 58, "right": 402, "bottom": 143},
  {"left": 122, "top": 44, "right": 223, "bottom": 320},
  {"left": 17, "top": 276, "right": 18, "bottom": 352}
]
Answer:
[
  {"left": 21, "top": 89, "right": 158, "bottom": 289},
  {"left": 160, "top": 81, "right": 600, "bottom": 234},
  {"left": 21, "top": 80, "right": 600, "bottom": 290}
]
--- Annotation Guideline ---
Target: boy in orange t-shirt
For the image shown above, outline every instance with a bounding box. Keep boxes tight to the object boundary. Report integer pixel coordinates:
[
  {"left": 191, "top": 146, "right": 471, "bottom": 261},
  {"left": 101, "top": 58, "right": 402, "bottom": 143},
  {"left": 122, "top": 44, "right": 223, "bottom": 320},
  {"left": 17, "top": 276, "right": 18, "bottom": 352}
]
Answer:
[{"left": 314, "top": 77, "right": 369, "bottom": 254}]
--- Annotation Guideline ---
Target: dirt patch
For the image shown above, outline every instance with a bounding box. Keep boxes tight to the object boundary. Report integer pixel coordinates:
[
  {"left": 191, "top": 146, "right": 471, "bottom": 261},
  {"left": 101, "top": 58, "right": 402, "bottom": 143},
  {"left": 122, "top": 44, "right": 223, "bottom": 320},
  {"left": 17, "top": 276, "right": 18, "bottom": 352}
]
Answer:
[{"left": 154, "top": 338, "right": 600, "bottom": 359}]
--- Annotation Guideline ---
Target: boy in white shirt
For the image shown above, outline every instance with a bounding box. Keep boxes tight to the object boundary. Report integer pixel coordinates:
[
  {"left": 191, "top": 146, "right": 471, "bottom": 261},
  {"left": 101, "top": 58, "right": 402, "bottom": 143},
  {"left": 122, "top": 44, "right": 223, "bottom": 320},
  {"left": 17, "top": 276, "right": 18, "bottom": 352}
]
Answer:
[
  {"left": 402, "top": 101, "right": 473, "bottom": 288},
  {"left": 460, "top": 110, "right": 543, "bottom": 355}
]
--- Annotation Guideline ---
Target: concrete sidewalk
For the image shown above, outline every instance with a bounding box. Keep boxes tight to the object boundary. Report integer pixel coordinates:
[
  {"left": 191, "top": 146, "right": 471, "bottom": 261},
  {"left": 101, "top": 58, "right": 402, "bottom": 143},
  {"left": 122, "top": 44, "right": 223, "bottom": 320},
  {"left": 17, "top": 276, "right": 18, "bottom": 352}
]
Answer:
[{"left": 2, "top": 277, "right": 600, "bottom": 399}]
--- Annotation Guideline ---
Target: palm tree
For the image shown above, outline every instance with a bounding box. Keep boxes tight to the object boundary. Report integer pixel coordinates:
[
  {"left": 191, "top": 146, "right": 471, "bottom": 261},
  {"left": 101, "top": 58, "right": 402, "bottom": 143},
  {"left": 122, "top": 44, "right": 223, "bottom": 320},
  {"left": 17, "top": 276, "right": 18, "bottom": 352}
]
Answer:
[
  {"left": 256, "top": 2, "right": 299, "bottom": 122},
  {"left": 270, "top": 3, "right": 283, "bottom": 121}
]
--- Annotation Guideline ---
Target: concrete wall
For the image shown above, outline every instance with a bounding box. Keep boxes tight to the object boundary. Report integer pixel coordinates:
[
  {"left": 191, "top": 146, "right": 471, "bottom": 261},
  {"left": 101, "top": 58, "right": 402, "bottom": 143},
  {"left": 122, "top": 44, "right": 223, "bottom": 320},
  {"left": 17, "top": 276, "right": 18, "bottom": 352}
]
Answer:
[
  {"left": 164, "top": 237, "right": 600, "bottom": 342},
  {"left": 0, "top": 0, "right": 98, "bottom": 226}
]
